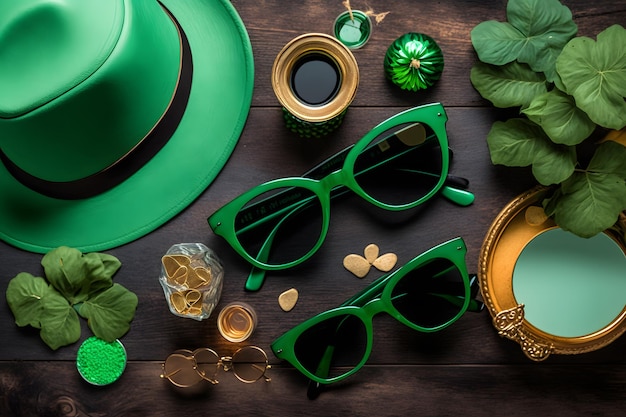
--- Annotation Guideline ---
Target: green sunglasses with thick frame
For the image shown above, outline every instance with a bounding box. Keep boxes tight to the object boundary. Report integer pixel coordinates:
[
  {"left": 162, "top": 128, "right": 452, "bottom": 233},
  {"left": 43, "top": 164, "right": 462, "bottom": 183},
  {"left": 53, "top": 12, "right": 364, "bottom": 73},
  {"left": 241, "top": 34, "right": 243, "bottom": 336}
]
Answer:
[
  {"left": 208, "top": 103, "right": 475, "bottom": 290},
  {"left": 270, "top": 237, "right": 484, "bottom": 386}
]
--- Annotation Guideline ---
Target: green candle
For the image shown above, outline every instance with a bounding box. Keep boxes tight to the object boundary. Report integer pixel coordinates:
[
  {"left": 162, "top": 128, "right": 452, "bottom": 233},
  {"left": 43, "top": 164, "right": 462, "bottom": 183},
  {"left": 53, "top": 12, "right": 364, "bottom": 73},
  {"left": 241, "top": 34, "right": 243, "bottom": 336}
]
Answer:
[{"left": 76, "top": 337, "right": 127, "bottom": 385}]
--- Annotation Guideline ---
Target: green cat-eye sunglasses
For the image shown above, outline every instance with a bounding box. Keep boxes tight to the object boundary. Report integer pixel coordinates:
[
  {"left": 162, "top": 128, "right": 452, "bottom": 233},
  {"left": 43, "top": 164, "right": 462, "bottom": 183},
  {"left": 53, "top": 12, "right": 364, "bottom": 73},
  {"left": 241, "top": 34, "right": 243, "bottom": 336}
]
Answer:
[
  {"left": 208, "top": 103, "right": 474, "bottom": 290},
  {"left": 270, "top": 237, "right": 484, "bottom": 385}
]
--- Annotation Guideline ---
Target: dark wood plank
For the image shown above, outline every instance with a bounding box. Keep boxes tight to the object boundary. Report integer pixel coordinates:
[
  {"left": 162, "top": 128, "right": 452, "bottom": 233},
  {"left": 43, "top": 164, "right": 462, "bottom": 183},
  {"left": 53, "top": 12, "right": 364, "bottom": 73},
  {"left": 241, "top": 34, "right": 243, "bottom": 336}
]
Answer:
[
  {"left": 236, "top": 0, "right": 626, "bottom": 107},
  {"left": 2, "top": 362, "right": 625, "bottom": 416}
]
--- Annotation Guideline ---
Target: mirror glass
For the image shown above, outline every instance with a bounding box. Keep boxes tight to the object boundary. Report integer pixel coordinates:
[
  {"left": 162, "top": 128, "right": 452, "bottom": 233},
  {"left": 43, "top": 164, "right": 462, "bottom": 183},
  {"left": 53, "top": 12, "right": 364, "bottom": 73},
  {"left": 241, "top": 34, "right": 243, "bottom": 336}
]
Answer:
[{"left": 513, "top": 228, "right": 626, "bottom": 337}]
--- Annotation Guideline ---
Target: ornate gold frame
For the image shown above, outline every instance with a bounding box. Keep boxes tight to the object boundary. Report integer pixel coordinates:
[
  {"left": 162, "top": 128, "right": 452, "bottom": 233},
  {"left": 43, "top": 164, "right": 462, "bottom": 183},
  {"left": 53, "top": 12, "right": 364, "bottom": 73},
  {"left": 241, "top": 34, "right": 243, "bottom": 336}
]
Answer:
[{"left": 479, "top": 186, "right": 626, "bottom": 361}]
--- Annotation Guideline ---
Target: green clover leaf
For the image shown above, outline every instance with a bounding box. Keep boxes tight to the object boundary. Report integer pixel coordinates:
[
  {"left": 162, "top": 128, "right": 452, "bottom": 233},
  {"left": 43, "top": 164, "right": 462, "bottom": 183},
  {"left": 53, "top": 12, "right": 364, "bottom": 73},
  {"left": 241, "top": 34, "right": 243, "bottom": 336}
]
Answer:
[
  {"left": 470, "top": 0, "right": 577, "bottom": 81},
  {"left": 6, "top": 247, "right": 136, "bottom": 350},
  {"left": 78, "top": 283, "right": 139, "bottom": 342},
  {"left": 545, "top": 141, "right": 626, "bottom": 237},
  {"left": 487, "top": 118, "right": 576, "bottom": 185},
  {"left": 522, "top": 89, "right": 596, "bottom": 145},
  {"left": 556, "top": 24, "right": 626, "bottom": 130},
  {"left": 39, "top": 292, "right": 81, "bottom": 350},
  {"left": 6, "top": 272, "right": 81, "bottom": 350},
  {"left": 6, "top": 272, "right": 50, "bottom": 328},
  {"left": 42, "top": 246, "right": 120, "bottom": 304},
  {"left": 470, "top": 61, "right": 547, "bottom": 108}
]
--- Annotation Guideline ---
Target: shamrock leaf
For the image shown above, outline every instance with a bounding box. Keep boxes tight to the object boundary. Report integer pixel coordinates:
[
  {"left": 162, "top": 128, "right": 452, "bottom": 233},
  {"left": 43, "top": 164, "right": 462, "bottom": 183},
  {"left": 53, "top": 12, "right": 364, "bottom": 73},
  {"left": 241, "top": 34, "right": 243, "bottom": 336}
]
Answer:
[
  {"left": 470, "top": 61, "right": 547, "bottom": 108},
  {"left": 6, "top": 273, "right": 50, "bottom": 328},
  {"left": 42, "top": 246, "right": 120, "bottom": 304},
  {"left": 470, "top": 0, "right": 577, "bottom": 81},
  {"left": 522, "top": 89, "right": 596, "bottom": 145},
  {"left": 556, "top": 24, "right": 626, "bottom": 130},
  {"left": 77, "top": 283, "right": 138, "bottom": 342},
  {"left": 544, "top": 141, "right": 626, "bottom": 237},
  {"left": 487, "top": 118, "right": 576, "bottom": 185},
  {"left": 6, "top": 272, "right": 81, "bottom": 350},
  {"left": 39, "top": 292, "right": 81, "bottom": 350}
]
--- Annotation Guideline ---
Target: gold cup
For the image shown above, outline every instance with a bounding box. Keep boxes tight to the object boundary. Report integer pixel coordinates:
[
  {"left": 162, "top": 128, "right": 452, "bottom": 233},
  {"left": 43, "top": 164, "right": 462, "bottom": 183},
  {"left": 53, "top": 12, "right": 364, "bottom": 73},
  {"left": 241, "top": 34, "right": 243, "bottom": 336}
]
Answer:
[
  {"left": 217, "top": 302, "right": 257, "bottom": 343},
  {"left": 272, "top": 33, "right": 359, "bottom": 138}
]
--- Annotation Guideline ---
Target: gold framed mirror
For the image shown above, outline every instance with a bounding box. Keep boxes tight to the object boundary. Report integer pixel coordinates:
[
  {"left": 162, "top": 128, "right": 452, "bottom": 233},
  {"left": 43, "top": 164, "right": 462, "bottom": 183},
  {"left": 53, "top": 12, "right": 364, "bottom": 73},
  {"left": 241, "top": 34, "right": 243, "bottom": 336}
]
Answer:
[{"left": 479, "top": 187, "right": 626, "bottom": 361}]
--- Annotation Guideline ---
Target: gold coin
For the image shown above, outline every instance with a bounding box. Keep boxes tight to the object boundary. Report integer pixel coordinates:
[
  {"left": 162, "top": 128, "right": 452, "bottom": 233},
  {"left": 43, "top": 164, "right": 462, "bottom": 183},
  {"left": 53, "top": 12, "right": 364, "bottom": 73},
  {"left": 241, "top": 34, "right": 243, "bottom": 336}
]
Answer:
[
  {"left": 278, "top": 288, "right": 299, "bottom": 312},
  {"left": 372, "top": 253, "right": 397, "bottom": 272},
  {"left": 364, "top": 243, "right": 379, "bottom": 263},
  {"left": 343, "top": 254, "right": 371, "bottom": 278}
]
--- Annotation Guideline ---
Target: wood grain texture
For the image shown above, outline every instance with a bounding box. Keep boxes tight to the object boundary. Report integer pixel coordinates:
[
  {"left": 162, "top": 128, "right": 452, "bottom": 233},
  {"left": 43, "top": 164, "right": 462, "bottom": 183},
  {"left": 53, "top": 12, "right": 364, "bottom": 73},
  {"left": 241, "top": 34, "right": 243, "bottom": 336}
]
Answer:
[{"left": 1, "top": 1, "right": 625, "bottom": 416}]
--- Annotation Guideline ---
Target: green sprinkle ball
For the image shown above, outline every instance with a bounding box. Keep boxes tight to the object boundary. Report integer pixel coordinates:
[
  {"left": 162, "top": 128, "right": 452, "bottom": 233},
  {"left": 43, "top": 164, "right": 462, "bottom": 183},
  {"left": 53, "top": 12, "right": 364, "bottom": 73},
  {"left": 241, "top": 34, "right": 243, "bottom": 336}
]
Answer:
[{"left": 76, "top": 337, "right": 127, "bottom": 385}]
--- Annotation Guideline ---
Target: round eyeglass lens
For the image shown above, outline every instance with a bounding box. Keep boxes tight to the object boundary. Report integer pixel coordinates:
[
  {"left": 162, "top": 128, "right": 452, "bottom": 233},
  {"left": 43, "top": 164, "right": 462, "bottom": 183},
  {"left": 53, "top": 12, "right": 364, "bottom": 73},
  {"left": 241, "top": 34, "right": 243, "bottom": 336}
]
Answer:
[
  {"left": 354, "top": 122, "right": 443, "bottom": 206},
  {"left": 232, "top": 346, "right": 269, "bottom": 382},
  {"left": 163, "top": 350, "right": 202, "bottom": 387},
  {"left": 293, "top": 313, "right": 367, "bottom": 381},
  {"left": 391, "top": 258, "right": 466, "bottom": 329},
  {"left": 234, "top": 186, "right": 324, "bottom": 266},
  {"left": 192, "top": 348, "right": 220, "bottom": 382}
]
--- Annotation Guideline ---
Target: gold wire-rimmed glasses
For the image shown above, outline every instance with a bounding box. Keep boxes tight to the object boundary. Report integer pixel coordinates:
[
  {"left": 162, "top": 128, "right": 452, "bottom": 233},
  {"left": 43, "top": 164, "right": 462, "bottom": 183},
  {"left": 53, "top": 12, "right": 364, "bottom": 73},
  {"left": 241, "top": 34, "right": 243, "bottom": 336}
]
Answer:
[{"left": 160, "top": 345, "right": 271, "bottom": 387}]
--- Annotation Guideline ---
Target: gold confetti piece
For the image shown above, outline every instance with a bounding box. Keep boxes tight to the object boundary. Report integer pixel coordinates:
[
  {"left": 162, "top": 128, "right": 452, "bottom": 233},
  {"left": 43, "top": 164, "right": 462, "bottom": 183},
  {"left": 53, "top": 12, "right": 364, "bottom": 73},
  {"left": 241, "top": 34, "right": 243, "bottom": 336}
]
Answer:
[
  {"left": 364, "top": 243, "right": 379, "bottom": 264},
  {"left": 167, "top": 265, "right": 188, "bottom": 287},
  {"left": 525, "top": 206, "right": 549, "bottom": 226},
  {"left": 162, "top": 254, "right": 191, "bottom": 278},
  {"left": 185, "top": 289, "right": 202, "bottom": 305},
  {"left": 194, "top": 266, "right": 212, "bottom": 284},
  {"left": 372, "top": 252, "right": 397, "bottom": 272},
  {"left": 170, "top": 292, "right": 187, "bottom": 313},
  {"left": 343, "top": 254, "right": 371, "bottom": 278},
  {"left": 187, "top": 306, "right": 203, "bottom": 316},
  {"left": 186, "top": 268, "right": 208, "bottom": 289},
  {"left": 278, "top": 288, "right": 299, "bottom": 312}
]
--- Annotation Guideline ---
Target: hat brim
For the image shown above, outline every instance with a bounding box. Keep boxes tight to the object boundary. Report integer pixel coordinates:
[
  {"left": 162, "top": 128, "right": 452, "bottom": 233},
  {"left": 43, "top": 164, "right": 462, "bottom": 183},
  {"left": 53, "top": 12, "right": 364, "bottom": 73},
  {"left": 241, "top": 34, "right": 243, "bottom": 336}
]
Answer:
[{"left": 0, "top": 0, "right": 254, "bottom": 253}]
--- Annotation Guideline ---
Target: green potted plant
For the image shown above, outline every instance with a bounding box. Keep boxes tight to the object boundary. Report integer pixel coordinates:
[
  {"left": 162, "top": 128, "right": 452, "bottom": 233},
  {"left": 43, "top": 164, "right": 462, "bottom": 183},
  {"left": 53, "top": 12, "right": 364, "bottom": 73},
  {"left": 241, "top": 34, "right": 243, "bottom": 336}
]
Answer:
[{"left": 470, "top": 0, "right": 626, "bottom": 238}]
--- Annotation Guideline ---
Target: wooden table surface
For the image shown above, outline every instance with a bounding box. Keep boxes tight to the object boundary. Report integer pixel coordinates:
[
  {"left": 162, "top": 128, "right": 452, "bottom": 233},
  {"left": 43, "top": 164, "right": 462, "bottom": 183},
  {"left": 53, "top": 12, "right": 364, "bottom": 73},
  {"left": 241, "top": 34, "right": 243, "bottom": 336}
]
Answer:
[{"left": 1, "top": 1, "right": 625, "bottom": 416}]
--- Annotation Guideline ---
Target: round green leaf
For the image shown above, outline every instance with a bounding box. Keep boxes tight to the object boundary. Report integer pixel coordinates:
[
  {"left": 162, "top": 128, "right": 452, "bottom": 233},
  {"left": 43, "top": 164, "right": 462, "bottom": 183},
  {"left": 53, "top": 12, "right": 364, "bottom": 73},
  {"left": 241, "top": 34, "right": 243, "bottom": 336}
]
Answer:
[
  {"left": 522, "top": 89, "right": 596, "bottom": 145},
  {"left": 471, "top": 21, "right": 525, "bottom": 65},
  {"left": 42, "top": 246, "right": 118, "bottom": 304},
  {"left": 6, "top": 272, "right": 50, "bottom": 328},
  {"left": 78, "top": 283, "right": 138, "bottom": 342},
  {"left": 471, "top": 0, "right": 577, "bottom": 81},
  {"left": 39, "top": 293, "right": 81, "bottom": 350},
  {"left": 506, "top": 0, "right": 578, "bottom": 80},
  {"left": 545, "top": 141, "right": 626, "bottom": 237},
  {"left": 487, "top": 118, "right": 576, "bottom": 185},
  {"left": 470, "top": 61, "right": 547, "bottom": 108},
  {"left": 556, "top": 24, "right": 626, "bottom": 130}
]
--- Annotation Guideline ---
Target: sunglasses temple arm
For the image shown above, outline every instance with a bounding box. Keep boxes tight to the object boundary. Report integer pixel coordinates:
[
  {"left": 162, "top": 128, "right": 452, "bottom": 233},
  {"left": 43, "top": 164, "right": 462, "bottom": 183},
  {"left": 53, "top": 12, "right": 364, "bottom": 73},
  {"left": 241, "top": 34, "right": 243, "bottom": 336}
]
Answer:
[
  {"left": 245, "top": 201, "right": 307, "bottom": 291},
  {"left": 306, "top": 344, "right": 336, "bottom": 400},
  {"left": 235, "top": 132, "right": 444, "bottom": 231},
  {"left": 399, "top": 168, "right": 474, "bottom": 207}
]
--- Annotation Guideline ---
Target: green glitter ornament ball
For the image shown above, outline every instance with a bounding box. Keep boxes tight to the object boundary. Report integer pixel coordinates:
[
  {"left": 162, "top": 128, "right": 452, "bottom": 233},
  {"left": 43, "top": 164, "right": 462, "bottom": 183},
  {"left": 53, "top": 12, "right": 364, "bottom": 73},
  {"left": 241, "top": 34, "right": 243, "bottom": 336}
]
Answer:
[
  {"left": 384, "top": 32, "right": 444, "bottom": 92},
  {"left": 76, "top": 337, "right": 127, "bottom": 385}
]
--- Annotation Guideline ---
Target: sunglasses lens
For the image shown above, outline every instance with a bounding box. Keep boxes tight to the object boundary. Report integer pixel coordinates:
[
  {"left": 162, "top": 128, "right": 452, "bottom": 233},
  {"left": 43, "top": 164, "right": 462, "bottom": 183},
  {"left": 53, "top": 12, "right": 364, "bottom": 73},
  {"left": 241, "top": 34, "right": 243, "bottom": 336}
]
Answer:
[
  {"left": 391, "top": 258, "right": 466, "bottom": 329},
  {"left": 354, "top": 122, "right": 443, "bottom": 205},
  {"left": 293, "top": 313, "right": 367, "bottom": 381},
  {"left": 232, "top": 346, "right": 268, "bottom": 382},
  {"left": 192, "top": 348, "right": 219, "bottom": 382},
  {"left": 234, "top": 186, "right": 323, "bottom": 266},
  {"left": 163, "top": 352, "right": 202, "bottom": 387}
]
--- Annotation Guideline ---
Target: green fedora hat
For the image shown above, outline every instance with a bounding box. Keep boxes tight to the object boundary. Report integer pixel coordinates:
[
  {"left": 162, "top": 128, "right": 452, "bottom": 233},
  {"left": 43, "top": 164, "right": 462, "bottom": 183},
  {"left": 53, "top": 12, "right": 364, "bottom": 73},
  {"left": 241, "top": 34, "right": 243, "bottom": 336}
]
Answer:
[{"left": 0, "top": 0, "right": 254, "bottom": 253}]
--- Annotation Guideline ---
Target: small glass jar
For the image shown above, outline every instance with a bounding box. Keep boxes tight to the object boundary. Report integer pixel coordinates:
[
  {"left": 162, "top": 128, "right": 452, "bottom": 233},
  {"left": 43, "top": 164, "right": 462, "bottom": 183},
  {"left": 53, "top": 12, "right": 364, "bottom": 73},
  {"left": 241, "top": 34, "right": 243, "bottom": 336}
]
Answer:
[
  {"left": 159, "top": 243, "right": 224, "bottom": 321},
  {"left": 333, "top": 10, "right": 372, "bottom": 49}
]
